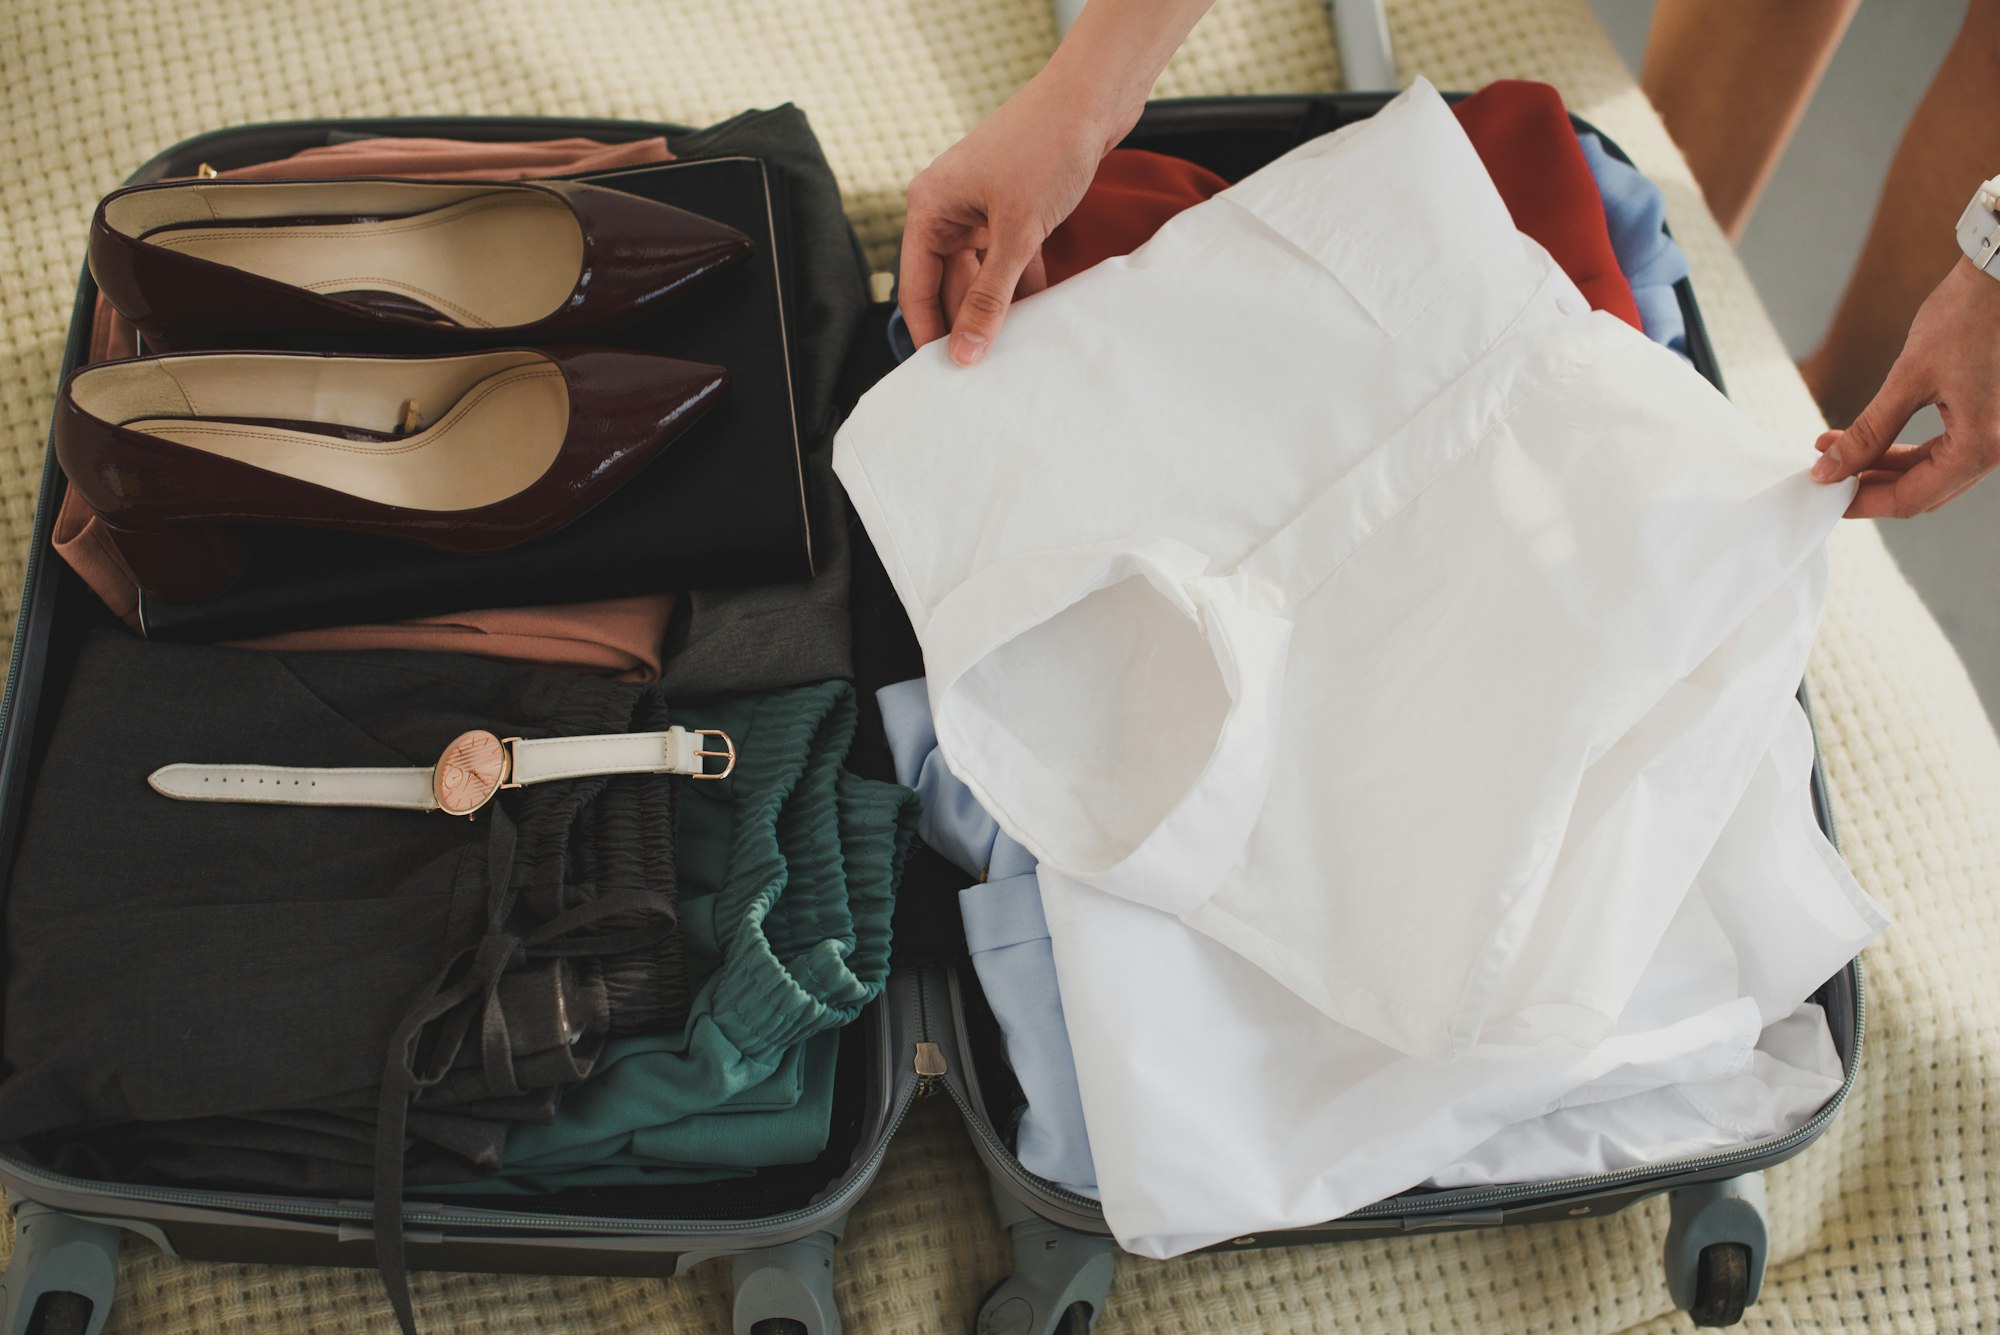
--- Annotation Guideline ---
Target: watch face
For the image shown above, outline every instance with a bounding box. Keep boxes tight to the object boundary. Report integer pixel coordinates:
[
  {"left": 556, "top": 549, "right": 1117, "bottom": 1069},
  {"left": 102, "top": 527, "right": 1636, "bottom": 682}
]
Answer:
[{"left": 434, "top": 730, "right": 508, "bottom": 816}]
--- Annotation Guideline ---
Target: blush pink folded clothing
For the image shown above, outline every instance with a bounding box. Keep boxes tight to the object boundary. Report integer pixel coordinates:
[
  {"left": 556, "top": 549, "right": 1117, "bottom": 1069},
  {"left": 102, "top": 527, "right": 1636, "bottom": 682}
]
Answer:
[
  {"left": 236, "top": 597, "right": 678, "bottom": 680},
  {"left": 213, "top": 135, "right": 673, "bottom": 182},
  {"left": 54, "top": 135, "right": 679, "bottom": 681}
]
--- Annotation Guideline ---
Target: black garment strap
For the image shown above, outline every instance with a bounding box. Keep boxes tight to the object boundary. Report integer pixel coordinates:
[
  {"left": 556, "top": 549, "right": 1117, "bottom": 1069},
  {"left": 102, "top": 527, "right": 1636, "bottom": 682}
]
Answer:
[{"left": 370, "top": 809, "right": 677, "bottom": 1334}]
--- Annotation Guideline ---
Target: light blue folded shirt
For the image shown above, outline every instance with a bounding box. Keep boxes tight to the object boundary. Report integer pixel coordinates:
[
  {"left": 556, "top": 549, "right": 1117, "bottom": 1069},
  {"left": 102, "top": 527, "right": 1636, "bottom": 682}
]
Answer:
[
  {"left": 877, "top": 677, "right": 1098, "bottom": 1196},
  {"left": 1576, "top": 131, "right": 1693, "bottom": 361}
]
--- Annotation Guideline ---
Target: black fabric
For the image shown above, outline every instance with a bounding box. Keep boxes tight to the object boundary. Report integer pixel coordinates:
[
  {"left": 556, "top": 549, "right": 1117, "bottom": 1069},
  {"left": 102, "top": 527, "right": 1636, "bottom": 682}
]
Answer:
[
  {"left": 141, "top": 156, "right": 813, "bottom": 641},
  {"left": 0, "top": 628, "right": 684, "bottom": 1147},
  {"left": 656, "top": 106, "right": 872, "bottom": 696},
  {"left": 39, "top": 1106, "right": 516, "bottom": 1192}
]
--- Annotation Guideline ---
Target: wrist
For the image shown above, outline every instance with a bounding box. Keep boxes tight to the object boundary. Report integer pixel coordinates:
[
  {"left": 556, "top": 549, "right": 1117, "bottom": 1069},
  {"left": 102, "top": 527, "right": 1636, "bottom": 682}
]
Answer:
[
  {"left": 1955, "top": 173, "right": 2000, "bottom": 278},
  {"left": 1034, "top": 45, "right": 1148, "bottom": 156}
]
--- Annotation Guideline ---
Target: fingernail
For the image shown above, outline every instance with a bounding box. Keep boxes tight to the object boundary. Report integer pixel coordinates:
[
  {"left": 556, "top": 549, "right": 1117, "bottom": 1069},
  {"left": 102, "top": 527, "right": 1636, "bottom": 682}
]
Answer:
[
  {"left": 1810, "top": 445, "right": 1842, "bottom": 481},
  {"left": 950, "top": 332, "right": 987, "bottom": 367}
]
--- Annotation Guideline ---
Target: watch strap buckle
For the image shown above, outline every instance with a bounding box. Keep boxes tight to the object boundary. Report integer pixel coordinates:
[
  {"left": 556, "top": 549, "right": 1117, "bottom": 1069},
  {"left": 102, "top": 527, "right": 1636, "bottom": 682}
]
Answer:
[{"left": 689, "top": 728, "right": 737, "bottom": 780}]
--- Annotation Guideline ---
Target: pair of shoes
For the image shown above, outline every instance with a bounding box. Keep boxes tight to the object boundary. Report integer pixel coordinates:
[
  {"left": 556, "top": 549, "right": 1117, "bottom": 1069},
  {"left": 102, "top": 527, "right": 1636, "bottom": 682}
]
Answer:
[{"left": 58, "top": 177, "right": 754, "bottom": 602}]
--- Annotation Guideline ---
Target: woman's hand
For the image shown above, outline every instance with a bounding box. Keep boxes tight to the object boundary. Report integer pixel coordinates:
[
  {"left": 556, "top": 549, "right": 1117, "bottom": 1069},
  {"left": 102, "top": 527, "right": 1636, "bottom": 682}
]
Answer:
[
  {"left": 897, "top": 70, "right": 1112, "bottom": 366},
  {"left": 1812, "top": 256, "right": 2000, "bottom": 516},
  {"left": 898, "top": 0, "right": 1216, "bottom": 366}
]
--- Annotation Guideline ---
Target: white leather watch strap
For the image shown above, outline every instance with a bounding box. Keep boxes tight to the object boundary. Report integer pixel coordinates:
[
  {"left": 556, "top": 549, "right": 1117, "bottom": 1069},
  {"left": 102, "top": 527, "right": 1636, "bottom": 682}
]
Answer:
[
  {"left": 149, "top": 763, "right": 440, "bottom": 810},
  {"left": 147, "top": 725, "right": 734, "bottom": 816},
  {"left": 509, "top": 729, "right": 712, "bottom": 785}
]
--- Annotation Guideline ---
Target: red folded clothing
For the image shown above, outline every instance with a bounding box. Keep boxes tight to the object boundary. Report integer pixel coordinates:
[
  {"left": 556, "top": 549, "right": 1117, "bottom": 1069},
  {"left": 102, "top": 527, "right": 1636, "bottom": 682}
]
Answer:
[
  {"left": 1452, "top": 80, "right": 1643, "bottom": 330},
  {"left": 1041, "top": 81, "right": 1642, "bottom": 333},
  {"left": 1041, "top": 149, "right": 1230, "bottom": 286}
]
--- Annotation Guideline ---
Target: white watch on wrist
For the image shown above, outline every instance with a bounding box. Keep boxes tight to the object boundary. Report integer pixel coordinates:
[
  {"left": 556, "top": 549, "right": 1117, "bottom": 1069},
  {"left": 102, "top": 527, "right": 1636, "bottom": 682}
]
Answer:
[
  {"left": 147, "top": 725, "right": 737, "bottom": 818},
  {"left": 1956, "top": 174, "right": 2000, "bottom": 276}
]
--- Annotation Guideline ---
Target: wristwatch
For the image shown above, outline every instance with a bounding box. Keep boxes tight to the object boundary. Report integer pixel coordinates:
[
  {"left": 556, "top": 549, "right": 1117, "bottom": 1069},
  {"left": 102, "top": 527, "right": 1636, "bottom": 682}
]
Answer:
[
  {"left": 148, "top": 725, "right": 736, "bottom": 817},
  {"left": 1956, "top": 174, "right": 2000, "bottom": 276}
]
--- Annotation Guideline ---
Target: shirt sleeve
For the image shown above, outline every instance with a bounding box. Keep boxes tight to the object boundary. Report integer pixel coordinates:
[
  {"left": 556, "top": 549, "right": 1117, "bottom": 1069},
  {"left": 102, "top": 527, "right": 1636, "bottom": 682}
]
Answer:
[{"left": 918, "top": 536, "right": 1293, "bottom": 917}]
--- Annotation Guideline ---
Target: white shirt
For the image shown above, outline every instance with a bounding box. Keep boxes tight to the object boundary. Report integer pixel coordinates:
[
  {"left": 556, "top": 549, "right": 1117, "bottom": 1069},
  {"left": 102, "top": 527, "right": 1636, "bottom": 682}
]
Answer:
[{"left": 835, "top": 79, "right": 1885, "bottom": 1251}]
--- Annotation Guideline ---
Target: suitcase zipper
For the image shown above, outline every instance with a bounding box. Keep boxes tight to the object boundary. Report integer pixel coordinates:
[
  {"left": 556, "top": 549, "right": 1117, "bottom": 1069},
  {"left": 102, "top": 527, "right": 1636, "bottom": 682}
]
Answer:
[
  {"left": 913, "top": 964, "right": 1102, "bottom": 1212},
  {"left": 911, "top": 957, "right": 946, "bottom": 1095},
  {"left": 914, "top": 1041, "right": 947, "bottom": 1096}
]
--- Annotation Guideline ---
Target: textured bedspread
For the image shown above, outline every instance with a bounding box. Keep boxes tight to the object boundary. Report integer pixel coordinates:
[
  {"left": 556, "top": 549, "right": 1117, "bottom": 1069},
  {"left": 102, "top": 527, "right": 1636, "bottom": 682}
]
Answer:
[{"left": 2, "top": 0, "right": 1994, "bottom": 1329}]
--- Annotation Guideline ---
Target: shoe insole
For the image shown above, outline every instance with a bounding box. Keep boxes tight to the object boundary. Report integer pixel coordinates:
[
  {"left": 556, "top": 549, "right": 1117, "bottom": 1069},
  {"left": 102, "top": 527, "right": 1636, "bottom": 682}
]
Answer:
[
  {"left": 143, "top": 193, "right": 584, "bottom": 329},
  {"left": 126, "top": 366, "right": 571, "bottom": 512}
]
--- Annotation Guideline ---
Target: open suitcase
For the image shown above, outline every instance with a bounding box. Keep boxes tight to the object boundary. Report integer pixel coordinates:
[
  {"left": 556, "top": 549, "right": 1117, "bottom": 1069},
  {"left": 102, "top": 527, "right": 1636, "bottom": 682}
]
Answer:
[{"left": 0, "top": 93, "right": 1864, "bottom": 1335}]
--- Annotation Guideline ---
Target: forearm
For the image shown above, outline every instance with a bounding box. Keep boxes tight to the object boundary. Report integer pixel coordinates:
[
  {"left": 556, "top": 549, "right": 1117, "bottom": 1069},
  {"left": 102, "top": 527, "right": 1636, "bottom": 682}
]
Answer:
[
  {"left": 898, "top": 0, "right": 1213, "bottom": 360},
  {"left": 1805, "top": 0, "right": 2000, "bottom": 424},
  {"left": 1641, "top": 0, "right": 1858, "bottom": 239},
  {"left": 1038, "top": 0, "right": 1216, "bottom": 153}
]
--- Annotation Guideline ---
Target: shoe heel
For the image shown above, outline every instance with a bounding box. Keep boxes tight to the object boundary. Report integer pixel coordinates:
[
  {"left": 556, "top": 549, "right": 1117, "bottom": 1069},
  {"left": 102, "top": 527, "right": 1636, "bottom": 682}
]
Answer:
[{"left": 100, "top": 521, "right": 247, "bottom": 603}]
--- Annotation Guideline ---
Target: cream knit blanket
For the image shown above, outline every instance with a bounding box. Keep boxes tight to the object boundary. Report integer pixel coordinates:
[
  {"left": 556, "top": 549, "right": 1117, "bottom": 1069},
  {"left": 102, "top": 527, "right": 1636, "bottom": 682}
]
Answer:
[{"left": 1, "top": 0, "right": 1993, "bottom": 1328}]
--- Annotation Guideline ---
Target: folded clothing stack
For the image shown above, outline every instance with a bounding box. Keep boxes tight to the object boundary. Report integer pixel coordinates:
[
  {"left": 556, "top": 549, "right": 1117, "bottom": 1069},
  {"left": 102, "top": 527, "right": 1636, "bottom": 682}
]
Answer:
[
  {"left": 454, "top": 682, "right": 914, "bottom": 1192},
  {"left": 2, "top": 630, "right": 691, "bottom": 1185},
  {"left": 1, "top": 632, "right": 911, "bottom": 1198}
]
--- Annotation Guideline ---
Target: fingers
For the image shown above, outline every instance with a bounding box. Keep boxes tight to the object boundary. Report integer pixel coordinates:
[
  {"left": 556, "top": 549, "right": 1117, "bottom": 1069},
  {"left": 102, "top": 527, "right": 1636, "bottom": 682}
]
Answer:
[
  {"left": 1845, "top": 436, "right": 1974, "bottom": 518},
  {"left": 1811, "top": 366, "right": 1929, "bottom": 482},
  {"left": 941, "top": 250, "right": 980, "bottom": 329},
  {"left": 1018, "top": 249, "right": 1049, "bottom": 299},
  {"left": 947, "top": 233, "right": 1040, "bottom": 367},
  {"left": 1851, "top": 439, "right": 1937, "bottom": 475},
  {"left": 939, "top": 247, "right": 1047, "bottom": 330},
  {"left": 897, "top": 238, "right": 948, "bottom": 349}
]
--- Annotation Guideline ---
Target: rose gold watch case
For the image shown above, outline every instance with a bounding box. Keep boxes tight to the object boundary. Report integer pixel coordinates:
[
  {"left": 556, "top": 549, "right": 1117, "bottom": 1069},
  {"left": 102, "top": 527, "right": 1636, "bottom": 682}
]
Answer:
[{"left": 432, "top": 729, "right": 511, "bottom": 817}]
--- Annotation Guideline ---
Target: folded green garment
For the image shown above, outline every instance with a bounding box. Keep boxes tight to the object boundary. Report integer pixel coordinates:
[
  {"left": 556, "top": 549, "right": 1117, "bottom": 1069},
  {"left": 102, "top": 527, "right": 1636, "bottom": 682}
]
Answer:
[
  {"left": 464, "top": 680, "right": 914, "bottom": 1189},
  {"left": 462, "top": 1031, "right": 839, "bottom": 1191}
]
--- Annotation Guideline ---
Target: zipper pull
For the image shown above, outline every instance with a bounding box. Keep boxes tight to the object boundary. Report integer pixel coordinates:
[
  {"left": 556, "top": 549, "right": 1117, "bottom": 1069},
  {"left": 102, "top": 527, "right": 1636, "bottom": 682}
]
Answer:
[{"left": 915, "top": 1041, "right": 946, "bottom": 1097}]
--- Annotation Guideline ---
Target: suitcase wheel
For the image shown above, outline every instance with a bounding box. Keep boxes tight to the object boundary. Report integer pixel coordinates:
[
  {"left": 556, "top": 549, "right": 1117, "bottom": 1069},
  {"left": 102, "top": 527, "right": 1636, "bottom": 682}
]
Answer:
[
  {"left": 1663, "top": 1173, "right": 1767, "bottom": 1327},
  {"left": 731, "top": 1229, "right": 844, "bottom": 1335},
  {"left": 22, "top": 1293, "right": 92, "bottom": 1335},
  {"left": 0, "top": 1204, "right": 120, "bottom": 1335},
  {"left": 1688, "top": 1243, "right": 1751, "bottom": 1327},
  {"left": 974, "top": 1279, "right": 1095, "bottom": 1335},
  {"left": 972, "top": 1218, "right": 1116, "bottom": 1335}
]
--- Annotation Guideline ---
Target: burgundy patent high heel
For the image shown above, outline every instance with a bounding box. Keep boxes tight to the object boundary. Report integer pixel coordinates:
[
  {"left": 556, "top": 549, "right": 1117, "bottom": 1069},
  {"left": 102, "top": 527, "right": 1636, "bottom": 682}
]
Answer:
[
  {"left": 98, "top": 521, "right": 251, "bottom": 604},
  {"left": 89, "top": 177, "right": 753, "bottom": 350},
  {"left": 57, "top": 347, "right": 728, "bottom": 603}
]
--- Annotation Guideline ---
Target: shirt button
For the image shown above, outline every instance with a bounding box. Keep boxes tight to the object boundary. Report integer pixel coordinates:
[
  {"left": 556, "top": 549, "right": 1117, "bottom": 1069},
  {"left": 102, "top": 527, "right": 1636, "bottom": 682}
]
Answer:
[{"left": 1557, "top": 292, "right": 1588, "bottom": 317}]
